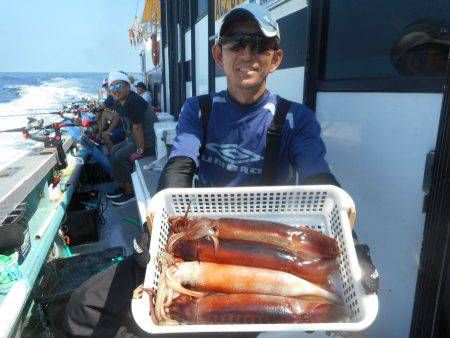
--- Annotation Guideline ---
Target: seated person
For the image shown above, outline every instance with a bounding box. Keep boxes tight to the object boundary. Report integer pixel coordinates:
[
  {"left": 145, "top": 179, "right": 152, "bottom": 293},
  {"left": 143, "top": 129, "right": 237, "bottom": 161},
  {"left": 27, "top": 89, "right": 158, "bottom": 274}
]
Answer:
[
  {"left": 105, "top": 71, "right": 159, "bottom": 206},
  {"left": 64, "top": 5, "right": 339, "bottom": 337},
  {"left": 135, "top": 82, "right": 153, "bottom": 105},
  {"left": 93, "top": 78, "right": 115, "bottom": 143},
  {"left": 101, "top": 93, "right": 126, "bottom": 151}
]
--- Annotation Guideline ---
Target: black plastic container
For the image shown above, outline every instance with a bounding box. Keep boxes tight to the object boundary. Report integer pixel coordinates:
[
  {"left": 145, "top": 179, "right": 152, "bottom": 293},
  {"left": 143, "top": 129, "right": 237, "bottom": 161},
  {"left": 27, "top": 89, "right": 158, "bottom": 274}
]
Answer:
[
  {"left": 0, "top": 203, "right": 30, "bottom": 264},
  {"left": 79, "top": 161, "right": 113, "bottom": 185},
  {"left": 62, "top": 190, "right": 101, "bottom": 246},
  {"left": 33, "top": 247, "right": 126, "bottom": 336}
]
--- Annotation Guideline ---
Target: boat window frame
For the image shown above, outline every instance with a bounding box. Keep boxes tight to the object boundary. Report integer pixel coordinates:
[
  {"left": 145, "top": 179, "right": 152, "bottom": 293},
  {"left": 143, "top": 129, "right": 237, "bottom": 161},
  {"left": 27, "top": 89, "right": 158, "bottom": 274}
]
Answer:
[
  {"left": 190, "top": 0, "right": 197, "bottom": 96},
  {"left": 207, "top": 0, "right": 215, "bottom": 93},
  {"left": 161, "top": 0, "right": 167, "bottom": 111},
  {"left": 182, "top": 0, "right": 192, "bottom": 30},
  {"left": 195, "top": 0, "right": 208, "bottom": 23}
]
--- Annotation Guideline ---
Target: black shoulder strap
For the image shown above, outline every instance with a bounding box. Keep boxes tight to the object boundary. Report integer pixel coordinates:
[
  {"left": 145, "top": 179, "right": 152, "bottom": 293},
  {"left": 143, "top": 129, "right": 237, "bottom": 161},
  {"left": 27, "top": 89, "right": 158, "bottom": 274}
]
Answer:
[
  {"left": 198, "top": 94, "right": 212, "bottom": 154},
  {"left": 198, "top": 94, "right": 212, "bottom": 132},
  {"left": 260, "top": 96, "right": 293, "bottom": 186}
]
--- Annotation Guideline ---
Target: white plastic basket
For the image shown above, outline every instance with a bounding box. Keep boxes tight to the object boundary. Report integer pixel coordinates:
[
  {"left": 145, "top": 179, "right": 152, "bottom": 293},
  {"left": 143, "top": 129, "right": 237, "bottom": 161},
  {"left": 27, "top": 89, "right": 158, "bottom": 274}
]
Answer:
[{"left": 132, "top": 185, "right": 378, "bottom": 334}]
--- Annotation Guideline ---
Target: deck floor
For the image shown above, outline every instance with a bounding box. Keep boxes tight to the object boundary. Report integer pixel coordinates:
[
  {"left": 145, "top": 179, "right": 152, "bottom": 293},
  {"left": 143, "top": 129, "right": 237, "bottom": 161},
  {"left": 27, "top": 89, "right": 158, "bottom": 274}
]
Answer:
[{"left": 70, "top": 182, "right": 142, "bottom": 257}]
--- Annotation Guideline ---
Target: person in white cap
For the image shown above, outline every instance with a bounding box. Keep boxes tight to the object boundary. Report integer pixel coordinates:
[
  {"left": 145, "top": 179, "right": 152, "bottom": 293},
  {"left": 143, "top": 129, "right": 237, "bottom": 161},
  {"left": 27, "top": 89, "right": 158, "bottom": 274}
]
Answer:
[
  {"left": 92, "top": 78, "right": 117, "bottom": 144},
  {"left": 97, "top": 77, "right": 108, "bottom": 100},
  {"left": 64, "top": 3, "right": 337, "bottom": 337},
  {"left": 105, "top": 71, "right": 159, "bottom": 206},
  {"left": 158, "top": 2, "right": 338, "bottom": 189}
]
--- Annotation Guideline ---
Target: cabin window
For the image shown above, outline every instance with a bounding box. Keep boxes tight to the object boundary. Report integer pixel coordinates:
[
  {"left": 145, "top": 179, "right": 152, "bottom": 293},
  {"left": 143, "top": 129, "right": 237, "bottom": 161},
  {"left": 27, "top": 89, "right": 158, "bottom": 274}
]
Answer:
[
  {"left": 196, "top": 0, "right": 208, "bottom": 20},
  {"left": 322, "top": 0, "right": 450, "bottom": 84}
]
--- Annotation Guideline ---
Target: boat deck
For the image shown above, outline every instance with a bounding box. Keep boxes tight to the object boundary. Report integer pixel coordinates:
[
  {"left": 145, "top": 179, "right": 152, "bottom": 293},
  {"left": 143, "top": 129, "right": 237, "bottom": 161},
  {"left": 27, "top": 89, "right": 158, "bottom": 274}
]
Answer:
[
  {"left": 11, "top": 134, "right": 328, "bottom": 338},
  {"left": 68, "top": 181, "right": 142, "bottom": 257}
]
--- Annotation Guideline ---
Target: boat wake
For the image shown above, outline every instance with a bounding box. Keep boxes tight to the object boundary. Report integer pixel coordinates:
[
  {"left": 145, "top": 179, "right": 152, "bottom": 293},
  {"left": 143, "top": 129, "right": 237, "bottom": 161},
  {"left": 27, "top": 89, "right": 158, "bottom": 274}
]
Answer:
[{"left": 0, "top": 75, "right": 96, "bottom": 171}]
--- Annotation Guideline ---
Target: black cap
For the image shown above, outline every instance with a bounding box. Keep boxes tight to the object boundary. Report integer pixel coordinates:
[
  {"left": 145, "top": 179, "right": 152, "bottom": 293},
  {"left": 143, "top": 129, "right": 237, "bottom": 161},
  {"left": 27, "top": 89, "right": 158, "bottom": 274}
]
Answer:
[
  {"left": 136, "top": 82, "right": 147, "bottom": 90},
  {"left": 391, "top": 22, "right": 450, "bottom": 63}
]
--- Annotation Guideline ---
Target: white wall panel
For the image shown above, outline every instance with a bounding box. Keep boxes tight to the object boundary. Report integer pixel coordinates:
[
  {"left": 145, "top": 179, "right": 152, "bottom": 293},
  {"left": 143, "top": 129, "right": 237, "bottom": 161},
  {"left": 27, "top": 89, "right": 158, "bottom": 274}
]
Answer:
[
  {"left": 195, "top": 16, "right": 209, "bottom": 95},
  {"left": 266, "top": 66, "right": 304, "bottom": 102},
  {"left": 215, "top": 76, "right": 227, "bottom": 93},
  {"left": 185, "top": 30, "right": 191, "bottom": 61},
  {"left": 316, "top": 92, "right": 442, "bottom": 338},
  {"left": 185, "top": 81, "right": 192, "bottom": 98}
]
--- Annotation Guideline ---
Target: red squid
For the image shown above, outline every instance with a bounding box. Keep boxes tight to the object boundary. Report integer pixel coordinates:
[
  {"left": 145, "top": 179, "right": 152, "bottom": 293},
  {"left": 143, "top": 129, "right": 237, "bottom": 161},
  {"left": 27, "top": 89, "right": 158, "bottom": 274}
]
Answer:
[
  {"left": 172, "top": 238, "right": 338, "bottom": 283},
  {"left": 168, "top": 216, "right": 339, "bottom": 259},
  {"left": 166, "top": 294, "right": 349, "bottom": 325}
]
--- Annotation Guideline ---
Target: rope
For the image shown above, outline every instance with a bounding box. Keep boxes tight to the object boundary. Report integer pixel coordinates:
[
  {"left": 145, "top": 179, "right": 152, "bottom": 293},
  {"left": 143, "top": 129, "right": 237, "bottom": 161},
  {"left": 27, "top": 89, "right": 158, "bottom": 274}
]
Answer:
[{"left": 134, "top": 0, "right": 140, "bottom": 19}]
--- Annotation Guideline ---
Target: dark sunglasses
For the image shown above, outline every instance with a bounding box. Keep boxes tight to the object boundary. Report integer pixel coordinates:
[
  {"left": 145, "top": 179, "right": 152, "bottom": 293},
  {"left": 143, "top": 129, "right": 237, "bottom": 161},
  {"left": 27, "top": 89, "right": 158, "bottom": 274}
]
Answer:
[
  {"left": 109, "top": 83, "right": 124, "bottom": 91},
  {"left": 220, "top": 32, "right": 278, "bottom": 54}
]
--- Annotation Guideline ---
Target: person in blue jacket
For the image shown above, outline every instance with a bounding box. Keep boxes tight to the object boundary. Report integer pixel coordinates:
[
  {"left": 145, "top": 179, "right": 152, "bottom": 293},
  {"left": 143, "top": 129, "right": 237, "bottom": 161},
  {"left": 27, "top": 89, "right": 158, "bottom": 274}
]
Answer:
[
  {"left": 64, "top": 3, "right": 338, "bottom": 337},
  {"left": 158, "top": 3, "right": 337, "bottom": 189}
]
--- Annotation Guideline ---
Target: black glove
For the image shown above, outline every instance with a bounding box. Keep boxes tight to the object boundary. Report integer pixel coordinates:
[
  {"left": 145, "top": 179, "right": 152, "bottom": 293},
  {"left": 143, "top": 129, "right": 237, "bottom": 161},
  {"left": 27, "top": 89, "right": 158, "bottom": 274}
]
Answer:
[
  {"left": 355, "top": 244, "right": 379, "bottom": 294},
  {"left": 133, "top": 229, "right": 150, "bottom": 270}
]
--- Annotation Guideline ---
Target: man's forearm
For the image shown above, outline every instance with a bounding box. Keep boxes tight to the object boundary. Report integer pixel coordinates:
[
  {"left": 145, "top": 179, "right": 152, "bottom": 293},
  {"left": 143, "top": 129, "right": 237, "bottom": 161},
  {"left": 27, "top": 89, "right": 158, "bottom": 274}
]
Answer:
[
  {"left": 133, "top": 124, "right": 144, "bottom": 150},
  {"left": 157, "top": 156, "right": 196, "bottom": 191}
]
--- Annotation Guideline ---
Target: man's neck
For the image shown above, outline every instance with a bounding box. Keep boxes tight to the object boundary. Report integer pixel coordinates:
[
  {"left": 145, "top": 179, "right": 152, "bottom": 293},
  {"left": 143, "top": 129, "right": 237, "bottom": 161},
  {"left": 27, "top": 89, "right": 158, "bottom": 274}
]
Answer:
[
  {"left": 119, "top": 92, "right": 130, "bottom": 105},
  {"left": 227, "top": 83, "right": 267, "bottom": 105}
]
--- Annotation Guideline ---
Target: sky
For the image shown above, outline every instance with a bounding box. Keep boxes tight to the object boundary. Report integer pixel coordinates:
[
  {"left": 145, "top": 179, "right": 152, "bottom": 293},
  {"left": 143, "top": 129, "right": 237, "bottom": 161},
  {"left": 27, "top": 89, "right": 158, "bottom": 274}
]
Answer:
[{"left": 0, "top": 0, "right": 145, "bottom": 73}]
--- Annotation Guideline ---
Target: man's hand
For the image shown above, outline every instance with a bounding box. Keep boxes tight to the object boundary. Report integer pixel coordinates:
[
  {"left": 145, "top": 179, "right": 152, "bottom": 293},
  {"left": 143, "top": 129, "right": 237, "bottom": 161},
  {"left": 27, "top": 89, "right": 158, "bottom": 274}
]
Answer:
[
  {"left": 129, "top": 152, "right": 143, "bottom": 162},
  {"left": 133, "top": 230, "right": 150, "bottom": 269}
]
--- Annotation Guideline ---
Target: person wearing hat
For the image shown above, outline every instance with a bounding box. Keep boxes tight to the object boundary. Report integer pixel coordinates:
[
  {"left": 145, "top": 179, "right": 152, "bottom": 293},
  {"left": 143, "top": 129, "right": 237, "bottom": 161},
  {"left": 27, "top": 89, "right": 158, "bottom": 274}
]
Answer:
[
  {"left": 63, "top": 4, "right": 337, "bottom": 337},
  {"left": 158, "top": 2, "right": 338, "bottom": 189},
  {"left": 97, "top": 77, "right": 109, "bottom": 100},
  {"left": 105, "top": 71, "right": 159, "bottom": 206},
  {"left": 92, "top": 78, "right": 120, "bottom": 145},
  {"left": 390, "top": 21, "right": 449, "bottom": 76},
  {"left": 136, "top": 81, "right": 153, "bottom": 105}
]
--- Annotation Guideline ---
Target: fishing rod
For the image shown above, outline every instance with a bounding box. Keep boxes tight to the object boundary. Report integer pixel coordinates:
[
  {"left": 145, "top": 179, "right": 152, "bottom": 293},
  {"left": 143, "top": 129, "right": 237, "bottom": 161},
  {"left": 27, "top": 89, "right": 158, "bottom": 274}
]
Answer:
[
  {"left": 0, "top": 117, "right": 45, "bottom": 133},
  {"left": 0, "top": 98, "right": 95, "bottom": 119},
  {"left": 22, "top": 107, "right": 62, "bottom": 110},
  {"left": 22, "top": 98, "right": 90, "bottom": 110},
  {"left": 0, "top": 117, "right": 80, "bottom": 135},
  {"left": 0, "top": 111, "right": 62, "bottom": 118}
]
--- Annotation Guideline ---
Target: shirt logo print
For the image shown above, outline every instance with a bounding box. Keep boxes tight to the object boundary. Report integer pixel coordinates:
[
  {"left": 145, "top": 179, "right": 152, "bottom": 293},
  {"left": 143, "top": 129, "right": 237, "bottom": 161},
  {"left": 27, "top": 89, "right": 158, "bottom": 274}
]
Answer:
[{"left": 205, "top": 143, "right": 263, "bottom": 165}]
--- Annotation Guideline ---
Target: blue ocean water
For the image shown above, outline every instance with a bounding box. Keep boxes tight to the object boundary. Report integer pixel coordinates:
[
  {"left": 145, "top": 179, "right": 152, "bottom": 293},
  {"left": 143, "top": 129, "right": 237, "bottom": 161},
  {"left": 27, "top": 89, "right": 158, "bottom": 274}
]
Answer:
[
  {"left": 0, "top": 72, "right": 106, "bottom": 105},
  {"left": 0, "top": 72, "right": 135, "bottom": 170}
]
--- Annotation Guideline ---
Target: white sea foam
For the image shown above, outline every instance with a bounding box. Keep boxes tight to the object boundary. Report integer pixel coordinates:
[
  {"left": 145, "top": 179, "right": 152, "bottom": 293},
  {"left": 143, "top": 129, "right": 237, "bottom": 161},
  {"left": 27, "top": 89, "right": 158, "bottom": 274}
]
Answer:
[{"left": 0, "top": 76, "right": 95, "bottom": 171}]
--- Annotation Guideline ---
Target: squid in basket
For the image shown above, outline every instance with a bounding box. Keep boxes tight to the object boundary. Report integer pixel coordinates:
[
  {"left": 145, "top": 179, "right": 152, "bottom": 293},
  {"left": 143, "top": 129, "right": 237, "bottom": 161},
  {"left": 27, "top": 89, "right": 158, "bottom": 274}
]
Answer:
[{"left": 141, "top": 207, "right": 350, "bottom": 325}]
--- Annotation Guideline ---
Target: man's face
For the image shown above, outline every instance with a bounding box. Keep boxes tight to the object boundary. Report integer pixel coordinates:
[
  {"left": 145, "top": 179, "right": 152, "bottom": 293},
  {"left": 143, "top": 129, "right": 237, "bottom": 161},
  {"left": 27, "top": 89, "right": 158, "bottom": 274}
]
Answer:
[
  {"left": 110, "top": 80, "right": 130, "bottom": 101},
  {"left": 212, "top": 20, "right": 282, "bottom": 93},
  {"left": 136, "top": 87, "right": 144, "bottom": 95}
]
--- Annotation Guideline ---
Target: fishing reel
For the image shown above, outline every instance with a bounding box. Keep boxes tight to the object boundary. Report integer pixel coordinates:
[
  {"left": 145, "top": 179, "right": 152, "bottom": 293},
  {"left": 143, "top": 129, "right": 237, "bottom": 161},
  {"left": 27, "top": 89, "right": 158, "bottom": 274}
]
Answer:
[
  {"left": 58, "top": 110, "right": 82, "bottom": 124},
  {"left": 22, "top": 120, "right": 80, "bottom": 146}
]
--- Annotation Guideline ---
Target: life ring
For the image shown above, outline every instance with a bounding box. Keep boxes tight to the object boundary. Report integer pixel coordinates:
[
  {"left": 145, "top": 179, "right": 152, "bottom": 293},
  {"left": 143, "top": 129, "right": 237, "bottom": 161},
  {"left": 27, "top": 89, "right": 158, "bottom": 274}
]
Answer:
[
  {"left": 129, "top": 29, "right": 136, "bottom": 48},
  {"left": 151, "top": 33, "right": 159, "bottom": 66}
]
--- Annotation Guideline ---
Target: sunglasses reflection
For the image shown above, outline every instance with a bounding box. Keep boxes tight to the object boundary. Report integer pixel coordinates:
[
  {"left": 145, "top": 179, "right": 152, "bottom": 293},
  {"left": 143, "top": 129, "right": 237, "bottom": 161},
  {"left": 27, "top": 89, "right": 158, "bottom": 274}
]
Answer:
[{"left": 109, "top": 83, "right": 124, "bottom": 91}]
